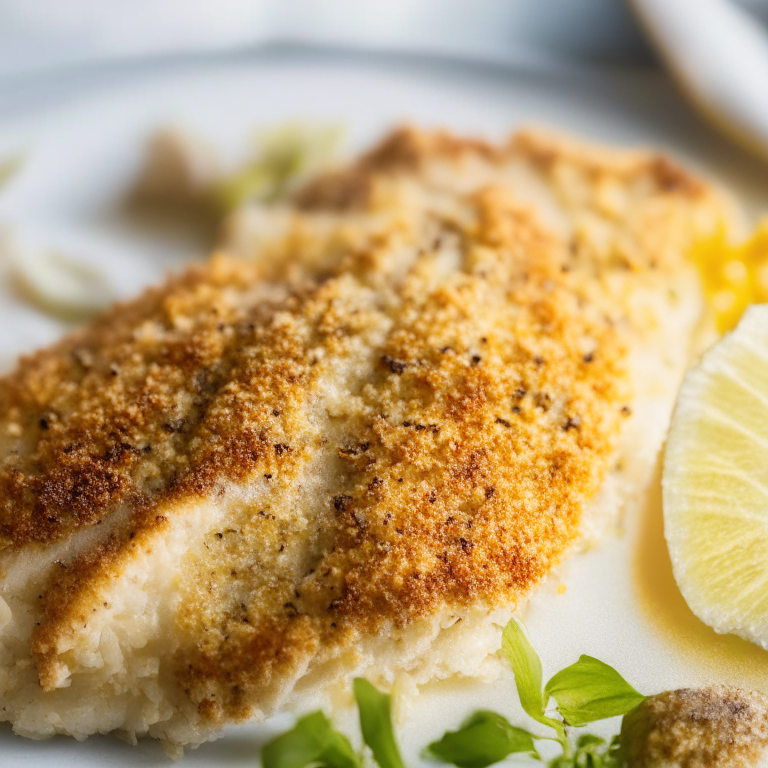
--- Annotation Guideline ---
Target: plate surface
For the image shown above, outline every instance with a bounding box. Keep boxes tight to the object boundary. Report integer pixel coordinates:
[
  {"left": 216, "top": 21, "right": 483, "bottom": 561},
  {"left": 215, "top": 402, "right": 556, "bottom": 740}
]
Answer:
[{"left": 2, "top": 47, "right": 768, "bottom": 766}]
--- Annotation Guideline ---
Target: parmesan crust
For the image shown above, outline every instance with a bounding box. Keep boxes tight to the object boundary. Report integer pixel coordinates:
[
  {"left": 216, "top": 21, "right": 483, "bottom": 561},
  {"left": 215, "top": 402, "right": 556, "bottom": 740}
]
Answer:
[{"left": 0, "top": 127, "right": 729, "bottom": 749}]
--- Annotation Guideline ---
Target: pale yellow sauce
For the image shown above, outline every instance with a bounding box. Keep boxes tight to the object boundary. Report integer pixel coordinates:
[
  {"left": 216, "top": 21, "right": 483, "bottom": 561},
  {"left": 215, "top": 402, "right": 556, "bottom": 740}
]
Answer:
[{"left": 634, "top": 463, "right": 768, "bottom": 690}]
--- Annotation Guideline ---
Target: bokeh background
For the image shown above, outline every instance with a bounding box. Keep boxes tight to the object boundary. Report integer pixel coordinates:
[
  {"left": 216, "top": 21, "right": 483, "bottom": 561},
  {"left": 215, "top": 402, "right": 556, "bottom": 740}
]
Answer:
[{"left": 2, "top": 0, "right": 766, "bottom": 80}]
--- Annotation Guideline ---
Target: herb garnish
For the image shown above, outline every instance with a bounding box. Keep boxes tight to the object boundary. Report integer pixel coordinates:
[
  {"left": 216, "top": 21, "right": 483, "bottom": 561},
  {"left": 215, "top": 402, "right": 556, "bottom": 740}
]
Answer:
[
  {"left": 543, "top": 654, "right": 645, "bottom": 727},
  {"left": 353, "top": 678, "right": 407, "bottom": 768},
  {"left": 261, "top": 711, "right": 360, "bottom": 768},
  {"left": 262, "top": 678, "right": 406, "bottom": 768},
  {"left": 428, "top": 617, "right": 644, "bottom": 767},
  {"left": 425, "top": 710, "right": 537, "bottom": 767},
  {"left": 501, "top": 616, "right": 566, "bottom": 738},
  {"left": 260, "top": 617, "right": 646, "bottom": 768}
]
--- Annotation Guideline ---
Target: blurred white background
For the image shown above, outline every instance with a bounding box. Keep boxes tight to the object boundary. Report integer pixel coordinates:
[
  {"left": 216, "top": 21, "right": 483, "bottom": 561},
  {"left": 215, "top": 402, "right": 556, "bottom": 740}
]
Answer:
[
  {"left": 1, "top": 0, "right": 768, "bottom": 80},
  {"left": 0, "top": 0, "right": 692, "bottom": 77},
  {"left": 3, "top": 0, "right": 768, "bottom": 159},
  {"left": 1, "top": 0, "right": 650, "bottom": 78}
]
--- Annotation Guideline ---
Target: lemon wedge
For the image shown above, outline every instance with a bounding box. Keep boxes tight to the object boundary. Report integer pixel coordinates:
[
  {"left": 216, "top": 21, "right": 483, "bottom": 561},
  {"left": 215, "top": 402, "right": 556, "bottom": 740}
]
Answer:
[{"left": 663, "top": 304, "right": 768, "bottom": 647}]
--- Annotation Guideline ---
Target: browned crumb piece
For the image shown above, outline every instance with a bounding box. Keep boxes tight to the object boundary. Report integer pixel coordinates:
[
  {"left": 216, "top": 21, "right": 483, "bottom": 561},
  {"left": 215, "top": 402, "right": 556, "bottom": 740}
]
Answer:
[{"left": 619, "top": 686, "right": 768, "bottom": 768}]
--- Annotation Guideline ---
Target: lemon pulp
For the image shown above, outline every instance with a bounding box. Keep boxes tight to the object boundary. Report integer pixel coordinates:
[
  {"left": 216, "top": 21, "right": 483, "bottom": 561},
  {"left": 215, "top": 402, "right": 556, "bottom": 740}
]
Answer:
[{"left": 663, "top": 305, "right": 768, "bottom": 648}]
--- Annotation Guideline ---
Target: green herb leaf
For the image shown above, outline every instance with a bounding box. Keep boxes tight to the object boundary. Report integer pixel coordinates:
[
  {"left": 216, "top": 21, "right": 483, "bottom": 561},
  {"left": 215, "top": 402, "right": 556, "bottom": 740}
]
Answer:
[
  {"left": 353, "top": 678, "right": 406, "bottom": 768},
  {"left": 544, "top": 655, "right": 645, "bottom": 727},
  {"left": 0, "top": 154, "right": 23, "bottom": 192},
  {"left": 425, "top": 710, "right": 538, "bottom": 768},
  {"left": 501, "top": 618, "right": 563, "bottom": 734},
  {"left": 214, "top": 122, "right": 343, "bottom": 211},
  {"left": 548, "top": 734, "right": 622, "bottom": 768},
  {"left": 603, "top": 734, "right": 622, "bottom": 768},
  {"left": 261, "top": 711, "right": 360, "bottom": 768},
  {"left": 576, "top": 734, "right": 606, "bottom": 749},
  {"left": 575, "top": 733, "right": 621, "bottom": 768}
]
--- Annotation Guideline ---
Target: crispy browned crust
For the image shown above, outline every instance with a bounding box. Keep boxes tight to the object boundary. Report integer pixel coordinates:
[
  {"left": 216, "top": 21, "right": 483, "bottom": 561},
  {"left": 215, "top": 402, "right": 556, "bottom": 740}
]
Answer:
[
  {"left": 295, "top": 125, "right": 705, "bottom": 211},
  {"left": 0, "top": 127, "right": 717, "bottom": 728},
  {"left": 620, "top": 687, "right": 768, "bottom": 767},
  {"left": 172, "top": 188, "right": 631, "bottom": 719}
]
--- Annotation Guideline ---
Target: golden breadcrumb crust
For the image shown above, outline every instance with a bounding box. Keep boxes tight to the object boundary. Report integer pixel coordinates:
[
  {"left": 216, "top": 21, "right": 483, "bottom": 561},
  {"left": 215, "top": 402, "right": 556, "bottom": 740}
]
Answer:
[
  {"left": 295, "top": 126, "right": 705, "bottom": 213},
  {"left": 0, "top": 127, "right": 719, "bottom": 728}
]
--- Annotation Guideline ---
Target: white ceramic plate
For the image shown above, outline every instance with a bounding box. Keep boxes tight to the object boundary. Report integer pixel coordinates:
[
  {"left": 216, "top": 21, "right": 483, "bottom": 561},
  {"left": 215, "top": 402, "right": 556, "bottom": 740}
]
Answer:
[{"left": 2, "top": 48, "right": 768, "bottom": 767}]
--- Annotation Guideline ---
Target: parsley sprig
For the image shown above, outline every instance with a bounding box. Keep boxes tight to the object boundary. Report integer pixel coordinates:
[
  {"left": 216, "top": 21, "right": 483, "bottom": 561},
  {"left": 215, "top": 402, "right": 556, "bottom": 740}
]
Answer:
[
  {"left": 262, "top": 677, "right": 406, "bottom": 768},
  {"left": 260, "top": 617, "right": 645, "bottom": 768}
]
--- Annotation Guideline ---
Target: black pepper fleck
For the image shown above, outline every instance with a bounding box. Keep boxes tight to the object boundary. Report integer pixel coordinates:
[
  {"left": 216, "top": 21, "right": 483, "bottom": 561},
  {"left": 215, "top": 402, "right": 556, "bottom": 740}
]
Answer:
[
  {"left": 333, "top": 495, "right": 353, "bottom": 513},
  {"left": 563, "top": 416, "right": 582, "bottom": 431},
  {"left": 382, "top": 355, "right": 407, "bottom": 375}
]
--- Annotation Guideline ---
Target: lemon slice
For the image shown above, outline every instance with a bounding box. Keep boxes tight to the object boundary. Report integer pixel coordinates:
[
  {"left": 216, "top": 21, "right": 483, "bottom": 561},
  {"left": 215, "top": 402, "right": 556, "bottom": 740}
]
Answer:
[{"left": 663, "top": 304, "right": 768, "bottom": 647}]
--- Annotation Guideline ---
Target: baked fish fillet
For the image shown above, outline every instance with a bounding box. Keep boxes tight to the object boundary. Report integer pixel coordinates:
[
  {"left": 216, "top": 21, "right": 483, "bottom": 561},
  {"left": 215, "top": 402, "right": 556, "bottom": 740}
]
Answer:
[{"left": 0, "top": 128, "right": 728, "bottom": 750}]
